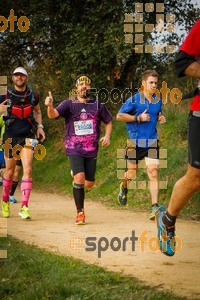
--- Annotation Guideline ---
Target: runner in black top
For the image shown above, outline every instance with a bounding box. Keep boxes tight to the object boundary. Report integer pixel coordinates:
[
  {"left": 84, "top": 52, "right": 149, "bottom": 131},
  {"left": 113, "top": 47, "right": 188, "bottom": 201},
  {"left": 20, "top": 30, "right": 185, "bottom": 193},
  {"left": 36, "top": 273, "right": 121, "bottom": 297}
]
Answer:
[{"left": 0, "top": 66, "right": 45, "bottom": 219}]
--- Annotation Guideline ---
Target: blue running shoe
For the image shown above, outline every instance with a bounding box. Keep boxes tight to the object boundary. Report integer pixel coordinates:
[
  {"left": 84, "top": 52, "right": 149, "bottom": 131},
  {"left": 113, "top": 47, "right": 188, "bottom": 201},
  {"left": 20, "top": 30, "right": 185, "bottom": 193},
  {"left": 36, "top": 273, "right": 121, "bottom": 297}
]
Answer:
[
  {"left": 149, "top": 204, "right": 159, "bottom": 221},
  {"left": 9, "top": 195, "right": 18, "bottom": 203},
  {"left": 118, "top": 182, "right": 128, "bottom": 206},
  {"left": 156, "top": 205, "right": 176, "bottom": 256}
]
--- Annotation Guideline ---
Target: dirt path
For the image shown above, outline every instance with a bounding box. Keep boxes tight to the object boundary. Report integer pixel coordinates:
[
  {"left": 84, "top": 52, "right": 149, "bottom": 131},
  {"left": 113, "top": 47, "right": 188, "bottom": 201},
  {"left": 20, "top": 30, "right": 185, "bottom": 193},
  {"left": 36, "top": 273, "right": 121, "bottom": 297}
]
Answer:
[{"left": 3, "top": 191, "right": 200, "bottom": 298}]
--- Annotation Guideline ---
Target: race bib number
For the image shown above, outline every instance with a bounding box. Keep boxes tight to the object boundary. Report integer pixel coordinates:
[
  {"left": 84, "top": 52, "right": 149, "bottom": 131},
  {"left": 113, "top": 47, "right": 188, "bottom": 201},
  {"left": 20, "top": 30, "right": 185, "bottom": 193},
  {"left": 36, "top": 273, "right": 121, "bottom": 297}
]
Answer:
[{"left": 74, "top": 120, "right": 94, "bottom": 135}]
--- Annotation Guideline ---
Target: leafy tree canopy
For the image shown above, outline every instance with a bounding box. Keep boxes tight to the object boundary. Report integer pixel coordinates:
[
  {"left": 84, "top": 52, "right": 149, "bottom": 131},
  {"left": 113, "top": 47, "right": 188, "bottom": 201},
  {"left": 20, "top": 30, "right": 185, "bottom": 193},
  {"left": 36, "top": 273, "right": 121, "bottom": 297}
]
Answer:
[{"left": 0, "top": 0, "right": 199, "bottom": 109}]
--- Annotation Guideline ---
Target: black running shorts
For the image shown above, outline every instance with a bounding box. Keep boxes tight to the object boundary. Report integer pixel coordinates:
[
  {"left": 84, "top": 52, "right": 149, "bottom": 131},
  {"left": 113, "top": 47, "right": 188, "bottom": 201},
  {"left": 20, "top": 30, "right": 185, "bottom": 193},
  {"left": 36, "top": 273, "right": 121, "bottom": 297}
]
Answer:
[
  {"left": 125, "top": 141, "right": 159, "bottom": 163},
  {"left": 69, "top": 155, "right": 97, "bottom": 181},
  {"left": 188, "top": 111, "right": 200, "bottom": 169},
  {"left": 3, "top": 134, "right": 35, "bottom": 159}
]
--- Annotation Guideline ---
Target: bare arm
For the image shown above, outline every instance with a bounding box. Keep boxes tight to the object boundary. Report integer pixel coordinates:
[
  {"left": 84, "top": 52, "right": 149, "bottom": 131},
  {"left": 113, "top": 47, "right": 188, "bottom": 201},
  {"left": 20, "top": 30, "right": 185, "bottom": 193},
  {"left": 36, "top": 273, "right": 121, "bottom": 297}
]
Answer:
[
  {"left": 33, "top": 104, "right": 45, "bottom": 142},
  {"left": 45, "top": 91, "right": 59, "bottom": 119},
  {"left": 116, "top": 113, "right": 136, "bottom": 122},
  {"left": 184, "top": 62, "right": 200, "bottom": 79},
  {"left": 116, "top": 110, "right": 150, "bottom": 123},
  {"left": 34, "top": 104, "right": 43, "bottom": 124},
  {"left": 100, "top": 121, "right": 112, "bottom": 146}
]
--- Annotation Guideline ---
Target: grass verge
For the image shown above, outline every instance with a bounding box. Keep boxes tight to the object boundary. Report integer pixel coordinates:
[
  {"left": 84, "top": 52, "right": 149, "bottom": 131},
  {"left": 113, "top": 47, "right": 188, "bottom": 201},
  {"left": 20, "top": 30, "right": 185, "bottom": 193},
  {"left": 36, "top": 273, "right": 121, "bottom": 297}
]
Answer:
[{"left": 0, "top": 236, "right": 186, "bottom": 300}]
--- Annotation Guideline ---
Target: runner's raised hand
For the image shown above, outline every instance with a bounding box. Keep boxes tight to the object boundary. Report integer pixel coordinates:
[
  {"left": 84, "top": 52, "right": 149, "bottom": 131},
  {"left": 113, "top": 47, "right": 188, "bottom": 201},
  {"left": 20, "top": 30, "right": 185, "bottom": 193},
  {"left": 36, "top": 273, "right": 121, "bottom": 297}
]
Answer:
[
  {"left": 0, "top": 99, "right": 10, "bottom": 115},
  {"left": 45, "top": 91, "right": 53, "bottom": 106}
]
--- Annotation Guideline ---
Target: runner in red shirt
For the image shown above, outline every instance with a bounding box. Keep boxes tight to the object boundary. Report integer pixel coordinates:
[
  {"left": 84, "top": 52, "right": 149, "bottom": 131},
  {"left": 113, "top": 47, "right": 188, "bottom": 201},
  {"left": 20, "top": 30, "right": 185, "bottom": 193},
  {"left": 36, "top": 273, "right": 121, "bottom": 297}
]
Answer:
[{"left": 156, "top": 19, "right": 200, "bottom": 256}]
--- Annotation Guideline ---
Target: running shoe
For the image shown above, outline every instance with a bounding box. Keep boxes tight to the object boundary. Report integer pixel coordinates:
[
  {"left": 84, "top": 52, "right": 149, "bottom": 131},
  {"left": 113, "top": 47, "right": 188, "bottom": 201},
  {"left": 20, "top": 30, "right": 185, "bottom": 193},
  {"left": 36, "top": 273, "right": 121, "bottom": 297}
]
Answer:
[
  {"left": 156, "top": 205, "right": 176, "bottom": 256},
  {"left": 118, "top": 182, "right": 128, "bottom": 205},
  {"left": 1, "top": 201, "right": 10, "bottom": 218},
  {"left": 18, "top": 205, "right": 31, "bottom": 219},
  {"left": 149, "top": 204, "right": 159, "bottom": 221},
  {"left": 75, "top": 211, "right": 85, "bottom": 225},
  {"left": 9, "top": 195, "right": 18, "bottom": 204}
]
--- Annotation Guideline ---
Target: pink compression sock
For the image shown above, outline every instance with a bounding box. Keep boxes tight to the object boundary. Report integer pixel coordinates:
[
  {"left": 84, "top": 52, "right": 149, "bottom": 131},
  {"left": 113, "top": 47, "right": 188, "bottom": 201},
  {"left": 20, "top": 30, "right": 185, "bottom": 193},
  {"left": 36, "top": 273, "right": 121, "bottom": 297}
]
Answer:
[
  {"left": 2, "top": 177, "right": 12, "bottom": 202},
  {"left": 21, "top": 178, "right": 32, "bottom": 207}
]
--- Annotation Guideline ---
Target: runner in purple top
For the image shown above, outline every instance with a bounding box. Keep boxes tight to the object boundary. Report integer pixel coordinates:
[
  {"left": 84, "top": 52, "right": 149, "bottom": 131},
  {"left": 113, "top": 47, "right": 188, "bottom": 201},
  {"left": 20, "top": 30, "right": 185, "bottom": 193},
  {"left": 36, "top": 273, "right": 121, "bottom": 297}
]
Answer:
[
  {"left": 45, "top": 75, "right": 113, "bottom": 224},
  {"left": 55, "top": 93, "right": 111, "bottom": 157}
]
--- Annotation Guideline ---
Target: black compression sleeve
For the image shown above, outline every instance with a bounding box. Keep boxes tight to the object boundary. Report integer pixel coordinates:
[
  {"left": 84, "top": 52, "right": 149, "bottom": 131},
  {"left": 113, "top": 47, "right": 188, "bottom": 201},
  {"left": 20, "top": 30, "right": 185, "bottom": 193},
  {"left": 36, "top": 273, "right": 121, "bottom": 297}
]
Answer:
[
  {"left": 174, "top": 50, "right": 196, "bottom": 77},
  {"left": 182, "top": 88, "right": 198, "bottom": 100}
]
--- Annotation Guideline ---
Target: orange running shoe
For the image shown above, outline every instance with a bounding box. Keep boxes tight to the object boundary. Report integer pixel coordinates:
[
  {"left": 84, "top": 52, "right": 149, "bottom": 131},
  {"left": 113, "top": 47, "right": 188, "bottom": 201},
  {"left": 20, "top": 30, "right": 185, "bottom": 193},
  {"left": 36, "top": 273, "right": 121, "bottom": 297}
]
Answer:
[{"left": 75, "top": 211, "right": 85, "bottom": 225}]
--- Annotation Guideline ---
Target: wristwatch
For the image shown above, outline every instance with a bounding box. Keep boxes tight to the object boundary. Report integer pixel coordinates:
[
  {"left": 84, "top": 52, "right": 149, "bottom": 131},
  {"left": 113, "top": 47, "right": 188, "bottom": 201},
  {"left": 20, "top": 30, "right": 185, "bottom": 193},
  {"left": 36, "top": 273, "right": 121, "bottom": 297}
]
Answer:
[
  {"left": 136, "top": 115, "right": 141, "bottom": 123},
  {"left": 37, "top": 124, "right": 44, "bottom": 129}
]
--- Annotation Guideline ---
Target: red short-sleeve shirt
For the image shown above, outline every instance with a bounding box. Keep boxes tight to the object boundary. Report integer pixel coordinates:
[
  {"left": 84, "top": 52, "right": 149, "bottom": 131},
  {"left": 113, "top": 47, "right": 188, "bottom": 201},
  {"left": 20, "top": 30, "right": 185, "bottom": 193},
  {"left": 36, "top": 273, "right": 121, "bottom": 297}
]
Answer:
[{"left": 180, "top": 19, "right": 200, "bottom": 59}]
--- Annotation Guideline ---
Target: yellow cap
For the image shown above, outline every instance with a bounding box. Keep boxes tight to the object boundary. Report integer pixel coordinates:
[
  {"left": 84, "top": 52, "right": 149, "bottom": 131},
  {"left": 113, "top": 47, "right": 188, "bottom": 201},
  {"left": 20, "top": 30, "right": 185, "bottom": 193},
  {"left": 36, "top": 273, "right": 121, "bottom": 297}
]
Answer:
[{"left": 76, "top": 75, "right": 91, "bottom": 86}]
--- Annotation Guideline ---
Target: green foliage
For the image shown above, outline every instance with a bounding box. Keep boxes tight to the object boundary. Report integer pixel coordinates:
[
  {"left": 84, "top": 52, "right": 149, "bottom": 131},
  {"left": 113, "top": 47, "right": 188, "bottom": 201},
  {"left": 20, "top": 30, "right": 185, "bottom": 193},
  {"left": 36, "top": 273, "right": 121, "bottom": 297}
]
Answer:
[
  {"left": 0, "top": 236, "right": 186, "bottom": 299},
  {"left": 0, "top": 0, "right": 199, "bottom": 98}
]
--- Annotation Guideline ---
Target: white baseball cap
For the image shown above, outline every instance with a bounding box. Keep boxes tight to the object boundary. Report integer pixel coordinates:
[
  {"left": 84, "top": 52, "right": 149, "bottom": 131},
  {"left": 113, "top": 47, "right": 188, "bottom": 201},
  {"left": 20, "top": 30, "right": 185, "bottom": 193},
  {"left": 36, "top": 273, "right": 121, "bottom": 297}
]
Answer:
[{"left": 13, "top": 67, "right": 28, "bottom": 76}]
